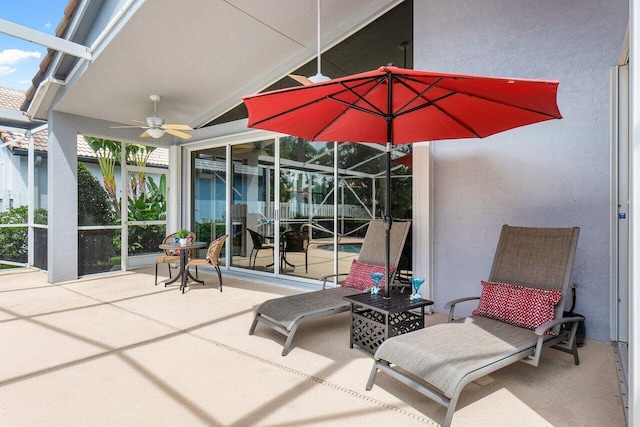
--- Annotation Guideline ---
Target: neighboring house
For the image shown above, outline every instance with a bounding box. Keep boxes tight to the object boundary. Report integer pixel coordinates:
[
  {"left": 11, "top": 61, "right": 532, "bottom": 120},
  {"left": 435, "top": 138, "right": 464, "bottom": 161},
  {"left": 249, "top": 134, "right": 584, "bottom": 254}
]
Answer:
[{"left": 0, "top": 86, "right": 167, "bottom": 212}]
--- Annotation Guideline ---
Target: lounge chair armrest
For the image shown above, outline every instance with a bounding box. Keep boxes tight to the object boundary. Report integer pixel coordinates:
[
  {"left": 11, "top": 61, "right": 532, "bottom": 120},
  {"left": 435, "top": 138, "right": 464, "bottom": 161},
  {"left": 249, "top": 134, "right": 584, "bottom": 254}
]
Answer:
[
  {"left": 444, "top": 296, "right": 480, "bottom": 322},
  {"left": 320, "top": 273, "right": 348, "bottom": 289},
  {"left": 534, "top": 315, "right": 585, "bottom": 336}
]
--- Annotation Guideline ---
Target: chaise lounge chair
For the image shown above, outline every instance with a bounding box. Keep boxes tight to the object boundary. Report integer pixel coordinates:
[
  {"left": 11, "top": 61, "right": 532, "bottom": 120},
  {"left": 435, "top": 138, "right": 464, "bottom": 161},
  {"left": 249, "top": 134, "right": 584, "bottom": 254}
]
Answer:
[
  {"left": 249, "top": 220, "right": 411, "bottom": 356},
  {"left": 366, "top": 225, "right": 583, "bottom": 427}
]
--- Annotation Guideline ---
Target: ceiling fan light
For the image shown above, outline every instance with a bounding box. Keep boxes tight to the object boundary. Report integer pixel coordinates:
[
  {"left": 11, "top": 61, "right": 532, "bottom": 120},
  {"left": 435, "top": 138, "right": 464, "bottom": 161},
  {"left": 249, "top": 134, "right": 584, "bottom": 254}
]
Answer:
[{"left": 147, "top": 128, "right": 165, "bottom": 138}]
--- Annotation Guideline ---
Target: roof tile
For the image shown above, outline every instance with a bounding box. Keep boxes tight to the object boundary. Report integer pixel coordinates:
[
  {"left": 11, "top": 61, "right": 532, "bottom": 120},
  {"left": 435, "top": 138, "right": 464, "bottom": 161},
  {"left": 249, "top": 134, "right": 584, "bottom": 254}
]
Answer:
[{"left": 0, "top": 86, "right": 27, "bottom": 111}]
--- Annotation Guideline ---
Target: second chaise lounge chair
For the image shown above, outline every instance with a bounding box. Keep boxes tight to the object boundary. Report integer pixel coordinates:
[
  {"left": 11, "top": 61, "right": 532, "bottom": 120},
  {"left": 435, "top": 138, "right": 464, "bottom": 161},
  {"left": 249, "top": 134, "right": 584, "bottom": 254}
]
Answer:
[
  {"left": 366, "top": 225, "right": 584, "bottom": 427},
  {"left": 249, "top": 220, "right": 411, "bottom": 356}
]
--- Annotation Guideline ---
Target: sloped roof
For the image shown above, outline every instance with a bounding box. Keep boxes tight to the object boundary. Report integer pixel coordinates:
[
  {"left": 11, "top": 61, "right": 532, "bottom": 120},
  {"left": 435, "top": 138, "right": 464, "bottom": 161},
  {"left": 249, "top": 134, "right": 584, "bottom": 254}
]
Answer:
[
  {"left": 21, "top": 0, "right": 80, "bottom": 112},
  {"left": 0, "top": 86, "right": 28, "bottom": 111}
]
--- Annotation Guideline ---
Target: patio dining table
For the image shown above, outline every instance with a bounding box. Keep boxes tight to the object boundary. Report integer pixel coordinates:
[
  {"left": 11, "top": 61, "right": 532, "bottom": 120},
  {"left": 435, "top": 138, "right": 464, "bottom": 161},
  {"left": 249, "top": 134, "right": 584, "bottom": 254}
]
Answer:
[{"left": 159, "top": 240, "right": 207, "bottom": 293}]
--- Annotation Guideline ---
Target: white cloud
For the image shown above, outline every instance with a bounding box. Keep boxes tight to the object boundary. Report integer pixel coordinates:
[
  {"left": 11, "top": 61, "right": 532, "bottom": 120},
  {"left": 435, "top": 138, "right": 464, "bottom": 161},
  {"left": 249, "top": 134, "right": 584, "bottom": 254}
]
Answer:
[
  {"left": 0, "top": 65, "right": 16, "bottom": 77},
  {"left": 45, "top": 22, "right": 53, "bottom": 29},
  {"left": 0, "top": 49, "right": 41, "bottom": 66}
]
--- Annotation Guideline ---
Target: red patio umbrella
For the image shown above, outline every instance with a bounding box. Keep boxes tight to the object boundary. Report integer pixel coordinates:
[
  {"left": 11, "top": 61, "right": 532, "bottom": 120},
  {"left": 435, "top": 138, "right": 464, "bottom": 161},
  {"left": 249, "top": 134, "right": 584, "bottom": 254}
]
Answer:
[{"left": 243, "top": 65, "right": 562, "bottom": 298}]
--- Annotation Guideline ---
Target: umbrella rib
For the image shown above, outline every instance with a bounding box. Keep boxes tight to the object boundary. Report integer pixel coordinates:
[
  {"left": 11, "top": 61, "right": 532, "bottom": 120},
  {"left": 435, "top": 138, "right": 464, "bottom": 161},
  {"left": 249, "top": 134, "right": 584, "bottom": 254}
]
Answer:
[
  {"left": 250, "top": 97, "right": 327, "bottom": 128},
  {"left": 309, "top": 79, "right": 387, "bottom": 140},
  {"left": 329, "top": 79, "right": 387, "bottom": 117},
  {"left": 390, "top": 75, "right": 559, "bottom": 138},
  {"left": 253, "top": 78, "right": 386, "bottom": 133},
  {"left": 463, "top": 93, "right": 562, "bottom": 118},
  {"left": 398, "top": 75, "right": 561, "bottom": 118},
  {"left": 329, "top": 97, "right": 384, "bottom": 117},
  {"left": 394, "top": 92, "right": 457, "bottom": 117},
  {"left": 392, "top": 76, "right": 445, "bottom": 116}
]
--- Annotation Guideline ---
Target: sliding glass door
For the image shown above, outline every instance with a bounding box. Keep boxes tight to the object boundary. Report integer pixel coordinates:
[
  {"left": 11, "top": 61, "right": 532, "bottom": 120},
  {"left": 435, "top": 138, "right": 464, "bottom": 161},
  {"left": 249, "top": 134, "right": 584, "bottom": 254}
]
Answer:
[
  {"left": 193, "top": 146, "right": 227, "bottom": 264},
  {"left": 278, "top": 136, "right": 337, "bottom": 279},
  {"left": 229, "top": 140, "right": 276, "bottom": 271},
  {"left": 189, "top": 134, "right": 412, "bottom": 284}
]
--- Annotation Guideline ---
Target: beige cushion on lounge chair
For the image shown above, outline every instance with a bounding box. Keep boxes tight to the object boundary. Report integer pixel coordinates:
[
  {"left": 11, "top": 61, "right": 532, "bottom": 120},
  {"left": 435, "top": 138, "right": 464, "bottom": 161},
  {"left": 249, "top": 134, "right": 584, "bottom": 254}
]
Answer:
[
  {"left": 375, "top": 316, "right": 539, "bottom": 397},
  {"left": 257, "top": 287, "right": 356, "bottom": 332}
]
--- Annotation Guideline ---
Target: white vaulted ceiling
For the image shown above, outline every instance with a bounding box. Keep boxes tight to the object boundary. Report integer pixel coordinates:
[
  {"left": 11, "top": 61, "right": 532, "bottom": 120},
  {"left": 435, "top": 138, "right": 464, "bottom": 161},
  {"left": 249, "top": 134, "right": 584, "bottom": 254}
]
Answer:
[{"left": 32, "top": 0, "right": 408, "bottom": 143}]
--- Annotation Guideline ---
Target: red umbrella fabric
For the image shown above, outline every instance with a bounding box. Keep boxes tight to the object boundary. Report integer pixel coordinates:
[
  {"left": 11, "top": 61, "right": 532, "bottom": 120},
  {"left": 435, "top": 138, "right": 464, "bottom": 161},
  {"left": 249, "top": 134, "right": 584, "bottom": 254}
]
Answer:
[
  {"left": 243, "top": 65, "right": 562, "bottom": 298},
  {"left": 243, "top": 65, "right": 561, "bottom": 145}
]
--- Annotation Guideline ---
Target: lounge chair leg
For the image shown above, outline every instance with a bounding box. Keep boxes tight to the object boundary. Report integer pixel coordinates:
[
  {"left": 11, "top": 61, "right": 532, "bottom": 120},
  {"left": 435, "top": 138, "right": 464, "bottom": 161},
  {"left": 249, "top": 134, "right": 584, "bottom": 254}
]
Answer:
[
  {"left": 443, "top": 395, "right": 459, "bottom": 427},
  {"left": 155, "top": 264, "right": 158, "bottom": 286},
  {"left": 366, "top": 361, "right": 381, "bottom": 390},
  {"left": 282, "top": 334, "right": 295, "bottom": 356},
  {"left": 281, "top": 323, "right": 301, "bottom": 356},
  {"left": 249, "top": 314, "right": 259, "bottom": 335}
]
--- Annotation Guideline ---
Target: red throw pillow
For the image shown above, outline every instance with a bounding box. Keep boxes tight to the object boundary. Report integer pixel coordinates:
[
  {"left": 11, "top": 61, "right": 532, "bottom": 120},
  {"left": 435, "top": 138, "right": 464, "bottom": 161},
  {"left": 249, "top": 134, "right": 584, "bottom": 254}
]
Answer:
[
  {"left": 341, "top": 259, "right": 396, "bottom": 292},
  {"left": 472, "top": 281, "right": 562, "bottom": 331}
]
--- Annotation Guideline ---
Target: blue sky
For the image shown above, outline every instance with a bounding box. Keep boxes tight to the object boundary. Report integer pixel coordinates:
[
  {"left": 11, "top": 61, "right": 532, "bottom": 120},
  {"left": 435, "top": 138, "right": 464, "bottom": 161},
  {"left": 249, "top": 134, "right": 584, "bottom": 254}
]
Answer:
[{"left": 0, "top": 0, "right": 69, "bottom": 90}]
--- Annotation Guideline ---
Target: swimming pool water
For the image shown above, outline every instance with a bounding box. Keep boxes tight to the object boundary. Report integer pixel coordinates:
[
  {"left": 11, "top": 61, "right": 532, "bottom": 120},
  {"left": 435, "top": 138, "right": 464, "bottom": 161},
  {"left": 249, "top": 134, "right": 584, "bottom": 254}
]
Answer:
[{"left": 318, "top": 244, "right": 362, "bottom": 254}]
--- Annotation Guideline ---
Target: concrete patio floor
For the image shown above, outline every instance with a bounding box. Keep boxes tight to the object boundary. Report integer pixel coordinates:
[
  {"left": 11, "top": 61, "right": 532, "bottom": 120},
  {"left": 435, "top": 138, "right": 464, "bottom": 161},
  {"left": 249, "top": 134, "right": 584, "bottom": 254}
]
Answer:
[{"left": 0, "top": 267, "right": 626, "bottom": 426}]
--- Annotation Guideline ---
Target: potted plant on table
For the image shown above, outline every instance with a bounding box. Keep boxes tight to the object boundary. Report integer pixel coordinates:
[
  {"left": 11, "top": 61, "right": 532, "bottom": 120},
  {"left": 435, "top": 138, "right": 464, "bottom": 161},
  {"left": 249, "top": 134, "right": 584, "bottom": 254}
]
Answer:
[{"left": 176, "top": 229, "right": 190, "bottom": 246}]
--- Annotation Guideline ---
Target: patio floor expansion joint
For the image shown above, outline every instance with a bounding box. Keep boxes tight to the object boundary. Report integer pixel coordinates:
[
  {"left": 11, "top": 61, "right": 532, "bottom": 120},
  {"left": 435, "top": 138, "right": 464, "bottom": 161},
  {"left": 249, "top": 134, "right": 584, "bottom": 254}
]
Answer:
[{"left": 203, "top": 337, "right": 437, "bottom": 425}]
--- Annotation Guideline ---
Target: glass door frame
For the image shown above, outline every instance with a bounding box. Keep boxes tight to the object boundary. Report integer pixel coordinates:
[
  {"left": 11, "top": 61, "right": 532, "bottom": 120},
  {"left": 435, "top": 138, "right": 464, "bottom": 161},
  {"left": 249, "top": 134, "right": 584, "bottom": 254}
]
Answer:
[{"left": 184, "top": 132, "right": 342, "bottom": 284}]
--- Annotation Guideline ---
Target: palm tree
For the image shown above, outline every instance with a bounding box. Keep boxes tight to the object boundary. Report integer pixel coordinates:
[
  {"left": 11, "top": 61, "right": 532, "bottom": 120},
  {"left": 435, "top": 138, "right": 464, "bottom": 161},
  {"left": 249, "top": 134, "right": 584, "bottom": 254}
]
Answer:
[
  {"left": 127, "top": 144, "right": 156, "bottom": 200},
  {"left": 84, "top": 136, "right": 121, "bottom": 216}
]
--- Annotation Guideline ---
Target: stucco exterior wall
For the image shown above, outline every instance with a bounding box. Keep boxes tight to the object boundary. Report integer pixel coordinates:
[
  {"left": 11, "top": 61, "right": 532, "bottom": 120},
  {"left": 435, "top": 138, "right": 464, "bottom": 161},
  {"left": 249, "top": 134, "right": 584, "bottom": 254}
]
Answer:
[{"left": 414, "top": 0, "right": 628, "bottom": 341}]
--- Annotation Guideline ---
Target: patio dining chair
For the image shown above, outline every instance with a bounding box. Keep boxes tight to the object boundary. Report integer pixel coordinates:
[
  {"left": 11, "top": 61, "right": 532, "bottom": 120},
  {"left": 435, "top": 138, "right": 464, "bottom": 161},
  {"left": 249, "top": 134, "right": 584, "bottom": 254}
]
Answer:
[
  {"left": 366, "top": 225, "right": 583, "bottom": 427},
  {"left": 185, "top": 234, "right": 228, "bottom": 292},
  {"left": 249, "top": 220, "right": 411, "bottom": 356},
  {"left": 248, "top": 229, "right": 274, "bottom": 269},
  {"left": 280, "top": 230, "right": 310, "bottom": 272},
  {"left": 154, "top": 231, "right": 196, "bottom": 286}
]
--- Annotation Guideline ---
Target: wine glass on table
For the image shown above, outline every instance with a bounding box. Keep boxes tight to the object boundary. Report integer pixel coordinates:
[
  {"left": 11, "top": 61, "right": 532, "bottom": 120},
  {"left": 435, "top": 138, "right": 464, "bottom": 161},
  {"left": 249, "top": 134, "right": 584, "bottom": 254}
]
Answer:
[
  {"left": 409, "top": 277, "right": 425, "bottom": 300},
  {"left": 370, "top": 272, "right": 384, "bottom": 295}
]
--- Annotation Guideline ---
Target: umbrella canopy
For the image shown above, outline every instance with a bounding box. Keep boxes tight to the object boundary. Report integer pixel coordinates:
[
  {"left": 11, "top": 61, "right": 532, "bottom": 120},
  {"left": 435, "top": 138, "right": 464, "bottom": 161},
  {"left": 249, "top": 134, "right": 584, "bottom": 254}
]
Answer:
[
  {"left": 243, "top": 65, "right": 561, "bottom": 144},
  {"left": 243, "top": 65, "right": 562, "bottom": 298}
]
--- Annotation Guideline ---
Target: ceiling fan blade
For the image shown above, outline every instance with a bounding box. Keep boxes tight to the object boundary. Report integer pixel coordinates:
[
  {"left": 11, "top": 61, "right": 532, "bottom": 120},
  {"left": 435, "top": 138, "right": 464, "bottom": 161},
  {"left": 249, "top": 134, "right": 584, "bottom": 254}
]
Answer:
[
  {"left": 140, "top": 130, "right": 151, "bottom": 138},
  {"left": 132, "top": 119, "right": 148, "bottom": 125},
  {"left": 163, "top": 124, "right": 193, "bottom": 131},
  {"left": 165, "top": 128, "right": 192, "bottom": 139},
  {"left": 110, "top": 125, "right": 145, "bottom": 129},
  {"left": 288, "top": 74, "right": 314, "bottom": 86}
]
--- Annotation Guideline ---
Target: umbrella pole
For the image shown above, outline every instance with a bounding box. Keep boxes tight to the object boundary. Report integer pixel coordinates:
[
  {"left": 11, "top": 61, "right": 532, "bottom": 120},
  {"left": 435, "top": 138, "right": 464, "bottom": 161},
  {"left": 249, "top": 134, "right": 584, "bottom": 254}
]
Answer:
[{"left": 384, "top": 141, "right": 392, "bottom": 299}]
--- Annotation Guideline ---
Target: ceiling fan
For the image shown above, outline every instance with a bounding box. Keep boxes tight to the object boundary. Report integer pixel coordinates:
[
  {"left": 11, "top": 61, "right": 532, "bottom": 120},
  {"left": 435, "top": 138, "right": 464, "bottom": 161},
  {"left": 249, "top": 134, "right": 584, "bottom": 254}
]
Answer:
[
  {"left": 111, "top": 95, "right": 193, "bottom": 139},
  {"left": 288, "top": 0, "right": 330, "bottom": 86}
]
